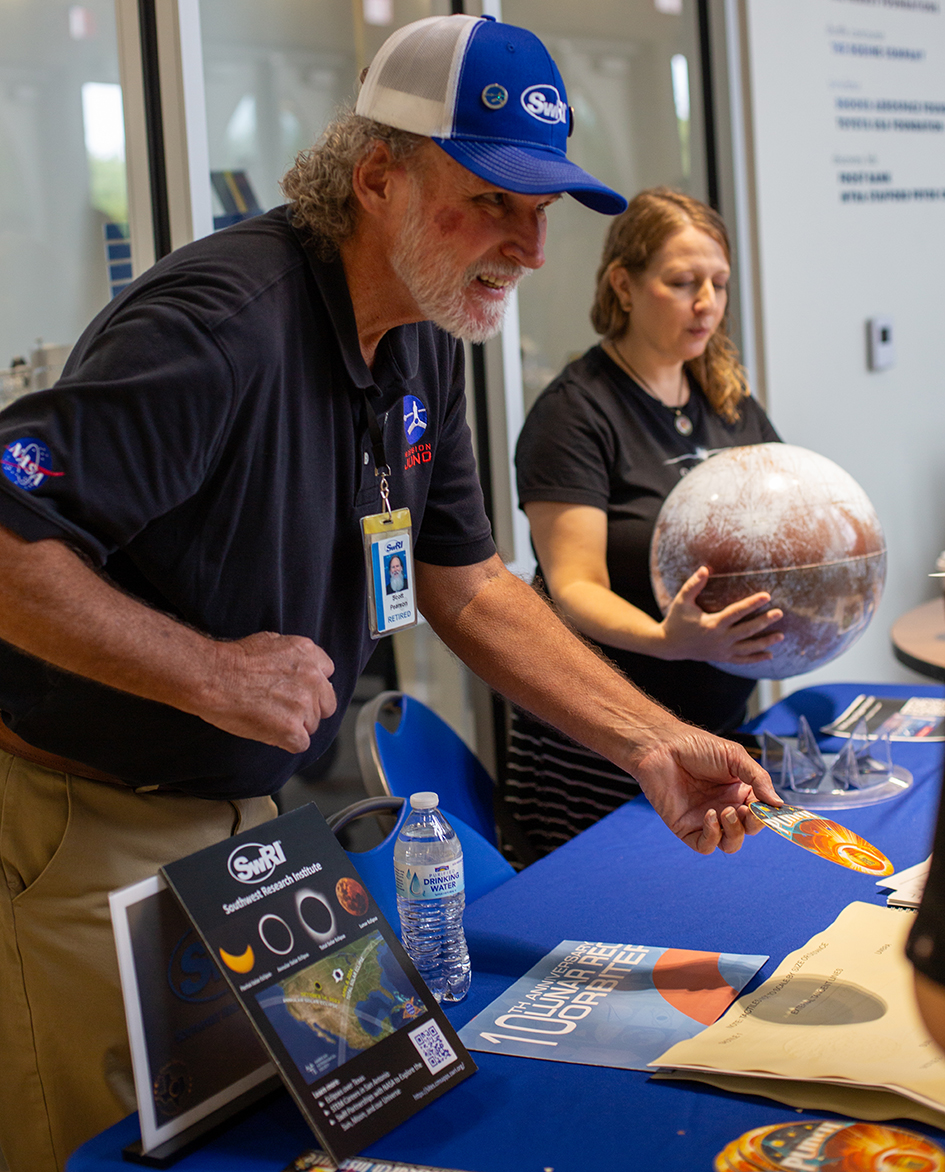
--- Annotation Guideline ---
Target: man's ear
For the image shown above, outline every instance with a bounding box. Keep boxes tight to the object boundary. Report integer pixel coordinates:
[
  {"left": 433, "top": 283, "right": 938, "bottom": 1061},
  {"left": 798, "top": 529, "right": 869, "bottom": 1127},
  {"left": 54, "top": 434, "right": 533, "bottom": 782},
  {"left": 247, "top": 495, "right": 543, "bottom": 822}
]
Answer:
[{"left": 351, "top": 141, "right": 405, "bottom": 220}]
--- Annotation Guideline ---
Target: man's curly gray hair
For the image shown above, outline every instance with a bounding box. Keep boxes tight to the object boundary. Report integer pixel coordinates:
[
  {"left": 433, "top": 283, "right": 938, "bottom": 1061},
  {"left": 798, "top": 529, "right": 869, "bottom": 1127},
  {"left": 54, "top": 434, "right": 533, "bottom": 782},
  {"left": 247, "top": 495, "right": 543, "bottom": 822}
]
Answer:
[{"left": 281, "top": 111, "right": 426, "bottom": 259}]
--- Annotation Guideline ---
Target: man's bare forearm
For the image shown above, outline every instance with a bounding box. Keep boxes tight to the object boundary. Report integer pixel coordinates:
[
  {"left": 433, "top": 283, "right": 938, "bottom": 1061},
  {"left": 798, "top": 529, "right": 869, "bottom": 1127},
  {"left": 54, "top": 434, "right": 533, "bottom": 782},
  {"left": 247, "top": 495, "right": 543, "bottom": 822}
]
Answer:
[
  {"left": 416, "top": 554, "right": 780, "bottom": 855},
  {"left": 0, "top": 525, "right": 335, "bottom": 751},
  {"left": 415, "top": 554, "right": 678, "bottom": 774}
]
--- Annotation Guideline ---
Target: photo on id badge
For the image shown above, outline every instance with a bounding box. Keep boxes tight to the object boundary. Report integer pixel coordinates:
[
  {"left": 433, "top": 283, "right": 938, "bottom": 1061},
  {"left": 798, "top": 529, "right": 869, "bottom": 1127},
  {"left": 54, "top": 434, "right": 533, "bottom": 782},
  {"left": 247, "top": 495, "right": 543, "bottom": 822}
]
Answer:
[{"left": 370, "top": 531, "right": 416, "bottom": 636}]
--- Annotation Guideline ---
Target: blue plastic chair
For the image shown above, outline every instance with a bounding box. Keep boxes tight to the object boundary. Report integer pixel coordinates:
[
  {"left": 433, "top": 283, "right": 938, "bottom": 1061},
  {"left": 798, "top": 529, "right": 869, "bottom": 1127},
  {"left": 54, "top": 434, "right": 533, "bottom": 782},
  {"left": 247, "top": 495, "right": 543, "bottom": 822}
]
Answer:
[
  {"left": 355, "top": 691, "right": 499, "bottom": 846},
  {"left": 329, "top": 796, "right": 514, "bottom": 927}
]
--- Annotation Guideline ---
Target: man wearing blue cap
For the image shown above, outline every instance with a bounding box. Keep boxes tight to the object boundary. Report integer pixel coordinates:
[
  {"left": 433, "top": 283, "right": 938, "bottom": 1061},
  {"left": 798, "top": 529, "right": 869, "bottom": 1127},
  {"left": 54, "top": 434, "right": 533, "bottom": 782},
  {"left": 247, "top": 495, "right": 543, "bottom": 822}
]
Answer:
[{"left": 0, "top": 16, "right": 778, "bottom": 1171}]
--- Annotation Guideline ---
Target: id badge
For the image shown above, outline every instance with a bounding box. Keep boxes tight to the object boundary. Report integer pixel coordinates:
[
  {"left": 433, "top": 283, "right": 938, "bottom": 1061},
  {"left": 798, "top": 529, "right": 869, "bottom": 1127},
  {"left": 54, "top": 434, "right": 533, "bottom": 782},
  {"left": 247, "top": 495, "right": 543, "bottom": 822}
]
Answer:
[{"left": 361, "top": 507, "right": 418, "bottom": 639}]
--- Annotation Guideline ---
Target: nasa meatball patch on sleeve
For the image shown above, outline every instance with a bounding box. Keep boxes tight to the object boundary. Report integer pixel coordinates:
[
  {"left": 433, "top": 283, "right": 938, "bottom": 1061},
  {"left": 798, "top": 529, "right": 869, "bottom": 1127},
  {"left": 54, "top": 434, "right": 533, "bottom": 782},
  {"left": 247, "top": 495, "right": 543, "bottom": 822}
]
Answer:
[{"left": 1, "top": 438, "right": 64, "bottom": 491}]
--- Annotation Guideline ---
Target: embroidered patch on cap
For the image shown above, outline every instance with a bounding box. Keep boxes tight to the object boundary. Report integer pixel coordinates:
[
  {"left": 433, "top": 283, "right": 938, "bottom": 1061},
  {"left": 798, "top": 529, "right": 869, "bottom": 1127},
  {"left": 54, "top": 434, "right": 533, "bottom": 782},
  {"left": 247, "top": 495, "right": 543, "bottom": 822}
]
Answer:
[
  {"left": 403, "top": 396, "right": 428, "bottom": 444},
  {"left": 521, "top": 83, "right": 568, "bottom": 125},
  {"left": 1, "top": 438, "right": 64, "bottom": 491}
]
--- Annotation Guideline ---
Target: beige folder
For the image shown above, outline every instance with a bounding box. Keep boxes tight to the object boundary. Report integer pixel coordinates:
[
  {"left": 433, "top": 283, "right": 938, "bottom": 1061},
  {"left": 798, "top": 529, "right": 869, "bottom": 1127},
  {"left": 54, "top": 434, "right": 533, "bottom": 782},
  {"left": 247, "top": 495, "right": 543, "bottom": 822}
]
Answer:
[{"left": 650, "top": 902, "right": 945, "bottom": 1129}]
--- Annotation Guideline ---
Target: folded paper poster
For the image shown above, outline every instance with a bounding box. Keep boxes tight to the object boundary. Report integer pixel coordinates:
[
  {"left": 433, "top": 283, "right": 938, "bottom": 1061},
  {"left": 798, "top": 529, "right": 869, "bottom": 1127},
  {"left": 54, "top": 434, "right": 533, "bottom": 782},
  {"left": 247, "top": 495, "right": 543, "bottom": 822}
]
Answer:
[{"left": 650, "top": 902, "right": 945, "bottom": 1124}]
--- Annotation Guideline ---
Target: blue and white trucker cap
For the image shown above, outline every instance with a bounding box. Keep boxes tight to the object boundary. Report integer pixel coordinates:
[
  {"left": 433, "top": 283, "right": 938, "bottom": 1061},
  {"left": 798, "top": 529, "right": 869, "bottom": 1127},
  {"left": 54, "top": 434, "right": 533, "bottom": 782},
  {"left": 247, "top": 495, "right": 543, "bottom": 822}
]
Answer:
[{"left": 355, "top": 14, "right": 627, "bottom": 215}]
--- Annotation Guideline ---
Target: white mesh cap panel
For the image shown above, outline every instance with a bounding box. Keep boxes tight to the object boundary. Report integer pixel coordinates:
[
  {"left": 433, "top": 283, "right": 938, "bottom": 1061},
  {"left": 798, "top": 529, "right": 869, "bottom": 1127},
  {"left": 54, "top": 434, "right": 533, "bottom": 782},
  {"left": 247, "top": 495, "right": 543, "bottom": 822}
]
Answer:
[{"left": 355, "top": 15, "right": 479, "bottom": 138}]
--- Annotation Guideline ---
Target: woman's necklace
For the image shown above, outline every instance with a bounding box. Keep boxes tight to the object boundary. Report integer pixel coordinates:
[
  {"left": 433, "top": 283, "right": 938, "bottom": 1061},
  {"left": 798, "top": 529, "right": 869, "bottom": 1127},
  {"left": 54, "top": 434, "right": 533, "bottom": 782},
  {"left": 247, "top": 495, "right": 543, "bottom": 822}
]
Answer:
[{"left": 606, "top": 340, "right": 693, "bottom": 437}]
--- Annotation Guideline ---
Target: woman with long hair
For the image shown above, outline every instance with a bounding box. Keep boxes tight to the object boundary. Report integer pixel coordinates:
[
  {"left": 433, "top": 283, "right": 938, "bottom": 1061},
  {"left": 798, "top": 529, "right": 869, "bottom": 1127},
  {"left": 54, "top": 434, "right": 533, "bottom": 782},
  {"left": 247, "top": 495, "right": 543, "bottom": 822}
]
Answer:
[{"left": 506, "top": 188, "right": 783, "bottom": 858}]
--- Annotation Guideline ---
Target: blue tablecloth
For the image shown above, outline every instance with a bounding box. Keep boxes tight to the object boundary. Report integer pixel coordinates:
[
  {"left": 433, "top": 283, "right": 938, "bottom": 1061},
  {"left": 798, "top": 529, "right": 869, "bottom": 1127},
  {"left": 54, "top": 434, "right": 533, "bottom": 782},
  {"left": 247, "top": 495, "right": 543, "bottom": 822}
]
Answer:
[{"left": 69, "top": 683, "right": 945, "bottom": 1172}]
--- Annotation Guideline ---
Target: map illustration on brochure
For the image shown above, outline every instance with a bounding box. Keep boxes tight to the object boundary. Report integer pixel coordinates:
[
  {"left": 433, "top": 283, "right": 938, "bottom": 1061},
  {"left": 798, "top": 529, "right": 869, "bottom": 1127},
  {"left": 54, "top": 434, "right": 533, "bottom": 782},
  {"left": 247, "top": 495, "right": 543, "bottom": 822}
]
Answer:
[
  {"left": 821, "top": 694, "right": 945, "bottom": 741},
  {"left": 458, "top": 940, "right": 767, "bottom": 1070},
  {"left": 162, "top": 803, "right": 475, "bottom": 1165}
]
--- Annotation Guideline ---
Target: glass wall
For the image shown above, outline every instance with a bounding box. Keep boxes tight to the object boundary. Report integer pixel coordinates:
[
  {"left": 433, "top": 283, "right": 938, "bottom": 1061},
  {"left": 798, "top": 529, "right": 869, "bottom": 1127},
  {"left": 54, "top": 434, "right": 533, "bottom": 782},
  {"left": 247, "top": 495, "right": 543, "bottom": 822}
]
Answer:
[
  {"left": 0, "top": 1, "right": 128, "bottom": 391},
  {"left": 496, "top": 0, "right": 706, "bottom": 406},
  {"left": 0, "top": 1, "right": 706, "bottom": 406},
  {"left": 199, "top": 0, "right": 452, "bottom": 223}
]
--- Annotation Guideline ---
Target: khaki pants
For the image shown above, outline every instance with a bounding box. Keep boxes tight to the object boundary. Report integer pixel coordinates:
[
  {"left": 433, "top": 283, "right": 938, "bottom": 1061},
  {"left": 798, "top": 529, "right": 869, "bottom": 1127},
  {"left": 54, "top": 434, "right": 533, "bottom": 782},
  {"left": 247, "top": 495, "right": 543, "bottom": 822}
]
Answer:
[{"left": 0, "top": 750, "right": 277, "bottom": 1172}]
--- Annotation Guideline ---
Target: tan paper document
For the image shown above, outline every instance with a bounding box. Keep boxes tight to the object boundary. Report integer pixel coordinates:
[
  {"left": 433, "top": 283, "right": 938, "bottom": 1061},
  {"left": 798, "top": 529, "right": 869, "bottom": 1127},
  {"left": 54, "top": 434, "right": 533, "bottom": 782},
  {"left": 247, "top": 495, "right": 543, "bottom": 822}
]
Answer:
[
  {"left": 651, "top": 1071, "right": 945, "bottom": 1131},
  {"left": 650, "top": 902, "right": 945, "bottom": 1125}
]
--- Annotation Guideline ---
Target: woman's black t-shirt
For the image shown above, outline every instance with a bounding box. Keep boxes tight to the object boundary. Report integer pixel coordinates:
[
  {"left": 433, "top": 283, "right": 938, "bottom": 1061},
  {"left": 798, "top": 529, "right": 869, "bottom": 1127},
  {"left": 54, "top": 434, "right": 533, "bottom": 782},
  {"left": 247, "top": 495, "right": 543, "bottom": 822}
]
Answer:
[{"left": 515, "top": 344, "right": 781, "bottom": 733}]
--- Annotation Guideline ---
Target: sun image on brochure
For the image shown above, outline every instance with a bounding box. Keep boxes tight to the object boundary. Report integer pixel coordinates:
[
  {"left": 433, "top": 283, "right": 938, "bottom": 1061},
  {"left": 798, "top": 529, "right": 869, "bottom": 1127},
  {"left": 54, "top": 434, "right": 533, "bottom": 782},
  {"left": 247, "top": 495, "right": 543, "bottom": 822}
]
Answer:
[
  {"left": 458, "top": 940, "right": 767, "bottom": 1070},
  {"left": 162, "top": 804, "right": 475, "bottom": 1165}
]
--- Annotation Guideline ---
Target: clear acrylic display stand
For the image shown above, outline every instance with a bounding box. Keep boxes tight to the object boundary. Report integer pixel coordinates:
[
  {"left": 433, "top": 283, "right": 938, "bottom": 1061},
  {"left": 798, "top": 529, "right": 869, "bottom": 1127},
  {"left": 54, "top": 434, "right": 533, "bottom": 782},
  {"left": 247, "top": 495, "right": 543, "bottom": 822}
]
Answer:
[{"left": 761, "top": 715, "right": 913, "bottom": 809}]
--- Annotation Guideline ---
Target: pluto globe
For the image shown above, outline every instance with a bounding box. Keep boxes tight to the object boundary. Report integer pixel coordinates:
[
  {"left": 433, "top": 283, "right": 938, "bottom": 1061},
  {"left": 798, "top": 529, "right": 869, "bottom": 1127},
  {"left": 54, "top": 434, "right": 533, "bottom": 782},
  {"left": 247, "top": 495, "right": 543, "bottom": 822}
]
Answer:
[{"left": 649, "top": 443, "right": 886, "bottom": 679}]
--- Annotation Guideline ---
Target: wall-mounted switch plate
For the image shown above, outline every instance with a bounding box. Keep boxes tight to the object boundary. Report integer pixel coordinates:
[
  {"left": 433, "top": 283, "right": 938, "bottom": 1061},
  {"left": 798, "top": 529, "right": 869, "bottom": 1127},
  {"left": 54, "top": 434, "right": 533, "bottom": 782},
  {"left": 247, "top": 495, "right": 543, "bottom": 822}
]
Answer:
[{"left": 867, "top": 317, "right": 895, "bottom": 371}]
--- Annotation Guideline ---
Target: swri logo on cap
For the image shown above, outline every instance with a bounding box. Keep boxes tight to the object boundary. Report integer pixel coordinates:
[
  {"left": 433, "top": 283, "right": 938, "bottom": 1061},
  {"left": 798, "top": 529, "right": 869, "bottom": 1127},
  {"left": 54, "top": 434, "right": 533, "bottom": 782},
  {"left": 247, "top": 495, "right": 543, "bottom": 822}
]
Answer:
[
  {"left": 521, "top": 84, "right": 567, "bottom": 126},
  {"left": 354, "top": 15, "right": 627, "bottom": 215}
]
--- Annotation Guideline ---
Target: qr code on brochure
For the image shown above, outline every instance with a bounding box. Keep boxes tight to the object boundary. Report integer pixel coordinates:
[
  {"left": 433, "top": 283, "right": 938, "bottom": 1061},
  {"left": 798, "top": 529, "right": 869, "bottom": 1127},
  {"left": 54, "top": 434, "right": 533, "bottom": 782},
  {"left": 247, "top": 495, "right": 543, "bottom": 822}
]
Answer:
[{"left": 408, "top": 1020, "right": 456, "bottom": 1074}]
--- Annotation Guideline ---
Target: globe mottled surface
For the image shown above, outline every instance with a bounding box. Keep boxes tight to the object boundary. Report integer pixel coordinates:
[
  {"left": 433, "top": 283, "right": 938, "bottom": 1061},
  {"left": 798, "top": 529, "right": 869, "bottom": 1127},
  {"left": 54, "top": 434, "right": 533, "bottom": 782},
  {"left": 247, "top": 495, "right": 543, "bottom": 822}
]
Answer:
[{"left": 649, "top": 443, "right": 887, "bottom": 680}]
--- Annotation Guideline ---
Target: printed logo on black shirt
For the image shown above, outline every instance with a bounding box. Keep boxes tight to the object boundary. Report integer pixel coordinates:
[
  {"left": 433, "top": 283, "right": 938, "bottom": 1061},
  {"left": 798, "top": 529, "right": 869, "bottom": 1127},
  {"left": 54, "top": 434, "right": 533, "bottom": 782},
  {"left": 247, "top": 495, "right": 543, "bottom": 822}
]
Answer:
[
  {"left": 405, "top": 442, "right": 432, "bottom": 471},
  {"left": 664, "top": 445, "right": 727, "bottom": 475},
  {"left": 403, "top": 396, "right": 428, "bottom": 444},
  {"left": 1, "top": 438, "right": 64, "bottom": 491}
]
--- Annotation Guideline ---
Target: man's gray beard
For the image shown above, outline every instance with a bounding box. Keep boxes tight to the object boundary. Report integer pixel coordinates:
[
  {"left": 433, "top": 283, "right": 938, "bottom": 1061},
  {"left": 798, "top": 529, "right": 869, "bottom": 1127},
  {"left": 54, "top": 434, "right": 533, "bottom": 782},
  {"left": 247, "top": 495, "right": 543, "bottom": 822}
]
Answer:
[{"left": 390, "top": 186, "right": 526, "bottom": 343}]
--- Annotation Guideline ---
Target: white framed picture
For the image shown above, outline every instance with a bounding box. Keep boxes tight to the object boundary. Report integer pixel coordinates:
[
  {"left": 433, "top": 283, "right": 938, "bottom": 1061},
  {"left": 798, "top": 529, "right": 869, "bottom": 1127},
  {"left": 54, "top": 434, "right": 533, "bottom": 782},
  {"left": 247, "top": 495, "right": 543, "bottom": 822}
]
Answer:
[{"left": 109, "top": 873, "right": 277, "bottom": 1156}]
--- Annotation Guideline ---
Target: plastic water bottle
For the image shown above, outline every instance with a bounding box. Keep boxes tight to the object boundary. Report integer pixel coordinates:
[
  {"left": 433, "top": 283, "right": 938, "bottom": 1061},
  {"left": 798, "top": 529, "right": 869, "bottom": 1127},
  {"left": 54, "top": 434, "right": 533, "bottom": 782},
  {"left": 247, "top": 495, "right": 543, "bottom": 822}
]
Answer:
[{"left": 393, "top": 791, "right": 471, "bottom": 1003}]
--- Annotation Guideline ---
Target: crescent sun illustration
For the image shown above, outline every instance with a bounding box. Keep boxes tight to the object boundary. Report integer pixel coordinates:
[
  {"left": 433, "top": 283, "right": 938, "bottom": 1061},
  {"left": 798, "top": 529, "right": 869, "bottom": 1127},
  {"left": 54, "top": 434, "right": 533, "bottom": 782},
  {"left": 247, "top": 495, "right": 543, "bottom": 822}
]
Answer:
[{"left": 218, "top": 944, "right": 255, "bottom": 973}]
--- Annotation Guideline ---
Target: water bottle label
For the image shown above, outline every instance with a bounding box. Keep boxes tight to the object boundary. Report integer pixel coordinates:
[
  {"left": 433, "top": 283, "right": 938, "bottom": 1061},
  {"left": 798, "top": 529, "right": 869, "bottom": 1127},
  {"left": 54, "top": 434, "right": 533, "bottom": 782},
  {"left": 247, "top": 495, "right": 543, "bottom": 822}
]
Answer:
[{"left": 394, "top": 858, "right": 464, "bottom": 899}]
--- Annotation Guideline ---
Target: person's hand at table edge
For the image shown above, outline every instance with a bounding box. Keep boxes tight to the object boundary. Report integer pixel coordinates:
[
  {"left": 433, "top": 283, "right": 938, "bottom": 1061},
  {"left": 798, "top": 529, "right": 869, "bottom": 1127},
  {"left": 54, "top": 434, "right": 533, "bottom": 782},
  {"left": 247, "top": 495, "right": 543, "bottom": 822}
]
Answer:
[{"left": 630, "top": 726, "right": 782, "bottom": 855}]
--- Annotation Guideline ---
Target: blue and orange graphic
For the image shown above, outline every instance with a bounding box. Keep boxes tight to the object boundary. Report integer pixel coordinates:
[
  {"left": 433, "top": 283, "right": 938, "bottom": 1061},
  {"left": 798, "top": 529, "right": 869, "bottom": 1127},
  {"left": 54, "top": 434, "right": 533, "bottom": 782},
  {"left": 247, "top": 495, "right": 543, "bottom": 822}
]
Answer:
[{"left": 750, "top": 801, "right": 894, "bottom": 876}]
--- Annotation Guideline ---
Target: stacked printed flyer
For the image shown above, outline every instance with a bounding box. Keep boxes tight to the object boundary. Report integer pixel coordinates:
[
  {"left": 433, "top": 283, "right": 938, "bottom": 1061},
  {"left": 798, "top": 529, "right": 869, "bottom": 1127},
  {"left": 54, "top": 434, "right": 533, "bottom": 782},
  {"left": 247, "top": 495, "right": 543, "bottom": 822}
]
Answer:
[{"left": 458, "top": 939, "right": 767, "bottom": 1070}]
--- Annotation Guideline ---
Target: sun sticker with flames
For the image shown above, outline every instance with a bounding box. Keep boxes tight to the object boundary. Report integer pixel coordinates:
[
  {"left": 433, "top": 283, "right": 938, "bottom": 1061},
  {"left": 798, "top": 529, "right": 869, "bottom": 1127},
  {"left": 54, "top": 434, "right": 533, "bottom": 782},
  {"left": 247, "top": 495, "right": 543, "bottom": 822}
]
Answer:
[{"left": 749, "top": 802, "right": 894, "bottom": 877}]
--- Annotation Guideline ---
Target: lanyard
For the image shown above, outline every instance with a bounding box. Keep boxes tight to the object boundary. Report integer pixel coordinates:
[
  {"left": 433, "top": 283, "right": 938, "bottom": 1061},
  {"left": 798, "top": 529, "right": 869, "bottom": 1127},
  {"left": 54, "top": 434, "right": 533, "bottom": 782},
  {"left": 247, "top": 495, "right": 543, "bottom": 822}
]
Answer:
[
  {"left": 358, "top": 389, "right": 416, "bottom": 639},
  {"left": 362, "top": 389, "right": 392, "bottom": 521}
]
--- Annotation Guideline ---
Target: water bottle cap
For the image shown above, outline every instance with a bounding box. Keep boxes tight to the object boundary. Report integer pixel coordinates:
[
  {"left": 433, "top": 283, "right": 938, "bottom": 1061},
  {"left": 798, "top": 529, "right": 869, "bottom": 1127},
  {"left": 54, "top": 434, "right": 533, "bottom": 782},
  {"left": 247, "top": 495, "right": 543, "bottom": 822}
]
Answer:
[{"left": 409, "top": 791, "right": 439, "bottom": 809}]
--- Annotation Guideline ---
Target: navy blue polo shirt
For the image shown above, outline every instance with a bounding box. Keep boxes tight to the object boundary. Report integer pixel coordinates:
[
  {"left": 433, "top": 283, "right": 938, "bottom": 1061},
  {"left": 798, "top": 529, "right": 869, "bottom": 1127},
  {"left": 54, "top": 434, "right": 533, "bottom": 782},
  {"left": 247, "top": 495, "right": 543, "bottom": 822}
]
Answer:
[{"left": 0, "top": 208, "right": 495, "bottom": 797}]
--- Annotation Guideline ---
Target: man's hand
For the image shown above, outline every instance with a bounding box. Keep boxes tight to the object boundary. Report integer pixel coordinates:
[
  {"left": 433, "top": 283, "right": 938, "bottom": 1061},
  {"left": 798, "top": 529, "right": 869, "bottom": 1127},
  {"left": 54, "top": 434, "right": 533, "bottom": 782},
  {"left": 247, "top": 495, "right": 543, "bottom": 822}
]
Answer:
[
  {"left": 204, "top": 632, "right": 337, "bottom": 754},
  {"left": 630, "top": 727, "right": 781, "bottom": 854},
  {"left": 0, "top": 527, "right": 338, "bottom": 755}
]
